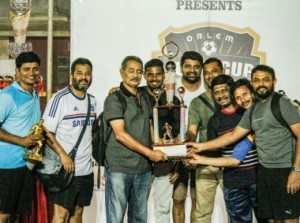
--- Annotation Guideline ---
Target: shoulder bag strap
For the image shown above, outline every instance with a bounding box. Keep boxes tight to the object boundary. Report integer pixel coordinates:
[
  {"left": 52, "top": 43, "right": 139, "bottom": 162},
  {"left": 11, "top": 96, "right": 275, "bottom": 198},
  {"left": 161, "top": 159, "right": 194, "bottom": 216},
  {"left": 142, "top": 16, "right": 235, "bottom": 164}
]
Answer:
[
  {"left": 198, "top": 95, "right": 216, "bottom": 113},
  {"left": 69, "top": 94, "right": 91, "bottom": 160}
]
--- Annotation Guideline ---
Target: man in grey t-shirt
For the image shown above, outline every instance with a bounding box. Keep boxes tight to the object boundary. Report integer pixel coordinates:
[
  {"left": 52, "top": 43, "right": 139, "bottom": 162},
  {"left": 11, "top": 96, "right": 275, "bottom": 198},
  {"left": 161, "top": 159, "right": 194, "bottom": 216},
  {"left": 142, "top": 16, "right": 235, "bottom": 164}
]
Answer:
[
  {"left": 187, "top": 65, "right": 300, "bottom": 222},
  {"left": 103, "top": 56, "right": 166, "bottom": 223}
]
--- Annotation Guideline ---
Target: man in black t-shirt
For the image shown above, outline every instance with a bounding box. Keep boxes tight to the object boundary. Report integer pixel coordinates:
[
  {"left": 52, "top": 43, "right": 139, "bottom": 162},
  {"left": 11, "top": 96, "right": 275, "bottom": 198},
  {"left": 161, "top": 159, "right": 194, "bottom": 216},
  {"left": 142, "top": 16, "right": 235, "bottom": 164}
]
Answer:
[
  {"left": 206, "top": 75, "right": 259, "bottom": 223},
  {"left": 142, "top": 58, "right": 181, "bottom": 223}
]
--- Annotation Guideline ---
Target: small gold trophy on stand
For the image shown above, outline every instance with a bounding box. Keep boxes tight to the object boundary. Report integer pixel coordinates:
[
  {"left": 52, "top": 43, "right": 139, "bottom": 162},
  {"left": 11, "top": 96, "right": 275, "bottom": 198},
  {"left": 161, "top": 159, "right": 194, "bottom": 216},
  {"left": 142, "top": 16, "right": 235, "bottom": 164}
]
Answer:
[
  {"left": 23, "top": 119, "right": 49, "bottom": 162},
  {"left": 152, "top": 42, "right": 188, "bottom": 161}
]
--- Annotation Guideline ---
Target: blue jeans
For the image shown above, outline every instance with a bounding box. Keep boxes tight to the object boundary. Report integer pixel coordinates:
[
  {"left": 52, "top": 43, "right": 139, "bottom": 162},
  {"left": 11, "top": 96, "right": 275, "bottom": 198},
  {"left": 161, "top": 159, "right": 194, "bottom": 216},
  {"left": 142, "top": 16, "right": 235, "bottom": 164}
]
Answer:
[
  {"left": 224, "top": 183, "right": 259, "bottom": 223},
  {"left": 105, "top": 169, "right": 152, "bottom": 223}
]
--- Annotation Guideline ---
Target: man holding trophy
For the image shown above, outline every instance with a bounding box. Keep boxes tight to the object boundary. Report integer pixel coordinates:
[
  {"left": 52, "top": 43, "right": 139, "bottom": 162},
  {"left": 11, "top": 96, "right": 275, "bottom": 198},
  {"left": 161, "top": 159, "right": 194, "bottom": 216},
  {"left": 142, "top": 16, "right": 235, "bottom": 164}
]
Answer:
[
  {"left": 0, "top": 52, "right": 43, "bottom": 222},
  {"left": 142, "top": 58, "right": 181, "bottom": 223},
  {"left": 0, "top": 52, "right": 73, "bottom": 223}
]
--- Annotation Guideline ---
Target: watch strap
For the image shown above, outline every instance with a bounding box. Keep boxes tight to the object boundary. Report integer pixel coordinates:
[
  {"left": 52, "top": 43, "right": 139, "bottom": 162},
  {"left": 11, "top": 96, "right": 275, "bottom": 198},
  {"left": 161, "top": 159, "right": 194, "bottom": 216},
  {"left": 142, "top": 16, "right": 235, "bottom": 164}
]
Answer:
[{"left": 292, "top": 167, "right": 300, "bottom": 172}]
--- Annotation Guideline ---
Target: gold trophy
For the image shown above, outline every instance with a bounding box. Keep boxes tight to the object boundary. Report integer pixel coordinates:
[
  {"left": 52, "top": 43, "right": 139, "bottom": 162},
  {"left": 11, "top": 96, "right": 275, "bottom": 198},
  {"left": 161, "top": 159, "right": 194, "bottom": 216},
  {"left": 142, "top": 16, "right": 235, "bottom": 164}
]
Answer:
[
  {"left": 152, "top": 42, "right": 187, "bottom": 161},
  {"left": 162, "top": 123, "right": 174, "bottom": 144},
  {"left": 23, "top": 119, "right": 49, "bottom": 162},
  {"left": 177, "top": 86, "right": 185, "bottom": 105}
]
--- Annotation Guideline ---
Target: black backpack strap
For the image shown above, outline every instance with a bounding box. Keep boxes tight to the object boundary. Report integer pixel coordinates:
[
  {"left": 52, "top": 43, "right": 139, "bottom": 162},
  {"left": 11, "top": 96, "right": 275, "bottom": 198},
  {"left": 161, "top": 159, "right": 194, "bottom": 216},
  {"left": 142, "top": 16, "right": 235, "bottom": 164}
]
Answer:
[
  {"left": 250, "top": 92, "right": 288, "bottom": 130},
  {"left": 271, "top": 92, "right": 289, "bottom": 127},
  {"left": 198, "top": 95, "right": 216, "bottom": 113}
]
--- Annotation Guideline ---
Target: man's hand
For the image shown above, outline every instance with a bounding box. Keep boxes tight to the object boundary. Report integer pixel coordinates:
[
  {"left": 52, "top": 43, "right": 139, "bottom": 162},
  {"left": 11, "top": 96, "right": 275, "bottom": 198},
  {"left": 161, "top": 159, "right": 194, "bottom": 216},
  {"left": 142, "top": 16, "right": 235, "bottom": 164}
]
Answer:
[
  {"left": 108, "top": 87, "right": 120, "bottom": 95},
  {"left": 60, "top": 153, "right": 75, "bottom": 173},
  {"left": 22, "top": 134, "right": 43, "bottom": 147},
  {"left": 186, "top": 142, "right": 204, "bottom": 153},
  {"left": 187, "top": 153, "right": 205, "bottom": 165},
  {"left": 287, "top": 171, "right": 300, "bottom": 195},
  {"left": 169, "top": 172, "right": 179, "bottom": 184},
  {"left": 149, "top": 150, "right": 168, "bottom": 162}
]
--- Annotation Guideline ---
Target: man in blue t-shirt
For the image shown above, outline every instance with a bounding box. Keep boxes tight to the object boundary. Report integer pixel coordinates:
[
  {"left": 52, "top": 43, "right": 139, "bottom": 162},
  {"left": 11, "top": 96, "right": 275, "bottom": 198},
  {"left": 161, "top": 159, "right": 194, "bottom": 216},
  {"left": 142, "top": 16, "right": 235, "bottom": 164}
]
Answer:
[
  {"left": 0, "top": 52, "right": 43, "bottom": 222},
  {"left": 0, "top": 52, "right": 72, "bottom": 222}
]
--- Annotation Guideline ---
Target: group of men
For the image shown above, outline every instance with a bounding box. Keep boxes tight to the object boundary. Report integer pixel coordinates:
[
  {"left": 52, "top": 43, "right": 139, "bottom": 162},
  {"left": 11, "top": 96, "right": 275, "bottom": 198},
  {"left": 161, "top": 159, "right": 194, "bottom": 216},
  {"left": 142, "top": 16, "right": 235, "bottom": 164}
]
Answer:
[
  {"left": 0, "top": 52, "right": 94, "bottom": 223},
  {"left": 0, "top": 50, "right": 299, "bottom": 223}
]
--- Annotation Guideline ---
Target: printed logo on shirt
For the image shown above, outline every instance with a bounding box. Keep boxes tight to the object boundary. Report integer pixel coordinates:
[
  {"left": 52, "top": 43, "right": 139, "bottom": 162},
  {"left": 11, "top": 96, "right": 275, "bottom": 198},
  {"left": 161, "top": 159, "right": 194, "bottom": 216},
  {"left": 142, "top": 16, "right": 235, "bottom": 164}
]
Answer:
[
  {"left": 72, "top": 119, "right": 94, "bottom": 127},
  {"left": 152, "top": 22, "right": 266, "bottom": 80},
  {"left": 91, "top": 104, "right": 95, "bottom": 112},
  {"left": 73, "top": 106, "right": 79, "bottom": 111}
]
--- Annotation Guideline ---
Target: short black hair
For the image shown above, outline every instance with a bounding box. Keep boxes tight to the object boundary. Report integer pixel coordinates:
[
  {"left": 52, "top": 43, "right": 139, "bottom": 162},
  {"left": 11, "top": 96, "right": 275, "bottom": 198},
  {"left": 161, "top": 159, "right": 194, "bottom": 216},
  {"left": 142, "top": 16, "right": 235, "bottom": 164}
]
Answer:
[
  {"left": 211, "top": 74, "right": 234, "bottom": 90},
  {"left": 121, "top": 56, "right": 143, "bottom": 70},
  {"left": 180, "top": 51, "right": 203, "bottom": 67},
  {"left": 144, "top": 58, "right": 164, "bottom": 73},
  {"left": 203, "top": 57, "right": 223, "bottom": 70},
  {"left": 71, "top": 58, "right": 93, "bottom": 74},
  {"left": 230, "top": 78, "right": 253, "bottom": 96},
  {"left": 16, "top": 51, "right": 41, "bottom": 69},
  {"left": 251, "top": 64, "right": 275, "bottom": 80}
]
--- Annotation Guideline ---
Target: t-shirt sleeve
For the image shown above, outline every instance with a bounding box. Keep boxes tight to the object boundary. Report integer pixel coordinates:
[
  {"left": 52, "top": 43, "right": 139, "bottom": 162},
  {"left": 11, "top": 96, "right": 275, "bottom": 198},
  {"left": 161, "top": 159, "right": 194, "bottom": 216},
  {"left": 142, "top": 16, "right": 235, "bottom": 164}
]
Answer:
[
  {"left": 104, "top": 94, "right": 124, "bottom": 123},
  {"left": 238, "top": 107, "right": 251, "bottom": 130},
  {"left": 231, "top": 137, "right": 253, "bottom": 161},
  {"left": 188, "top": 98, "right": 200, "bottom": 125},
  {"left": 0, "top": 93, "right": 14, "bottom": 125},
  {"left": 42, "top": 95, "right": 62, "bottom": 133},
  {"left": 280, "top": 97, "right": 300, "bottom": 126}
]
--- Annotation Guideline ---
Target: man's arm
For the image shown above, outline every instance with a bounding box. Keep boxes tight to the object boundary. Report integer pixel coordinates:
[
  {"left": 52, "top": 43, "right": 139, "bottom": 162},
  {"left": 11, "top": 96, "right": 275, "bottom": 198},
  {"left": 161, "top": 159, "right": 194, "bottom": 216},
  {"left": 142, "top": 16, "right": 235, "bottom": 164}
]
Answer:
[
  {"left": 187, "top": 126, "right": 250, "bottom": 153},
  {"left": 44, "top": 131, "right": 74, "bottom": 173},
  {"left": 110, "top": 119, "right": 167, "bottom": 162},
  {"left": 185, "top": 124, "right": 198, "bottom": 142},
  {"left": 0, "top": 128, "right": 42, "bottom": 148},
  {"left": 188, "top": 135, "right": 254, "bottom": 167},
  {"left": 188, "top": 153, "right": 241, "bottom": 167},
  {"left": 287, "top": 122, "right": 300, "bottom": 194}
]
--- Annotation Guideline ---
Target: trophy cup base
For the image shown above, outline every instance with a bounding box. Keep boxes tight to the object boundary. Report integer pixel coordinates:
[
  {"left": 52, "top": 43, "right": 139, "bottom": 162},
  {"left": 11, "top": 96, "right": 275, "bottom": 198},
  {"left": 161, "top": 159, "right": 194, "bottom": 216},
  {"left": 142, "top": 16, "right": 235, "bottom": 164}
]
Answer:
[{"left": 23, "top": 152, "right": 43, "bottom": 162}]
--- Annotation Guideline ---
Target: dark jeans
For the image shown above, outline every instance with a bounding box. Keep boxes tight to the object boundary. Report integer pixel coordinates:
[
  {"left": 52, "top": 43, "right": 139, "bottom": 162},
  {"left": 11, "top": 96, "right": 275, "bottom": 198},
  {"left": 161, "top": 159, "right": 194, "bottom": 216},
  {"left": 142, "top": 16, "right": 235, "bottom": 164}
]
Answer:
[{"left": 224, "top": 183, "right": 259, "bottom": 223}]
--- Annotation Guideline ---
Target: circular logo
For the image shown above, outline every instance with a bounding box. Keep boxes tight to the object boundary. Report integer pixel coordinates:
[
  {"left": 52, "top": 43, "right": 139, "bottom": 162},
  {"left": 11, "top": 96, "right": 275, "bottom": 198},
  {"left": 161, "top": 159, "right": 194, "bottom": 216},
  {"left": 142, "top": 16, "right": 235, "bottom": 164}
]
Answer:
[{"left": 201, "top": 40, "right": 217, "bottom": 56}]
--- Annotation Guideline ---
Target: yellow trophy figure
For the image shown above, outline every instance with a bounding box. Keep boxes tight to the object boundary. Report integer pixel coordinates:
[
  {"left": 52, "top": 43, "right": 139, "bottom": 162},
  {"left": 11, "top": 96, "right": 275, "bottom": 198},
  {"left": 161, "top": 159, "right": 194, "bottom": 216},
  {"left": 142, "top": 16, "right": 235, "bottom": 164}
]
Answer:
[{"left": 24, "top": 119, "right": 48, "bottom": 162}]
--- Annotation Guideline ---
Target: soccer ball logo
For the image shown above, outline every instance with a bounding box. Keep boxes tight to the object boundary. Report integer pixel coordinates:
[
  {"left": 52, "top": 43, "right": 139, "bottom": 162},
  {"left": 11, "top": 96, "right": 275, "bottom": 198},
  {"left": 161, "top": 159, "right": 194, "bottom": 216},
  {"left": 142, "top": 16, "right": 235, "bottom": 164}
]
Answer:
[{"left": 201, "top": 40, "right": 217, "bottom": 56}]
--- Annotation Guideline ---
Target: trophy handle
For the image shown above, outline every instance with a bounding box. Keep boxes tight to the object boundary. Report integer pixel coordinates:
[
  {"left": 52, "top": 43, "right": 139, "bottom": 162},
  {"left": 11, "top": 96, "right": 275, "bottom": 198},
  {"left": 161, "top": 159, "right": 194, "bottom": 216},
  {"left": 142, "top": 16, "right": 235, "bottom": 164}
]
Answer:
[{"left": 162, "top": 41, "right": 180, "bottom": 60}]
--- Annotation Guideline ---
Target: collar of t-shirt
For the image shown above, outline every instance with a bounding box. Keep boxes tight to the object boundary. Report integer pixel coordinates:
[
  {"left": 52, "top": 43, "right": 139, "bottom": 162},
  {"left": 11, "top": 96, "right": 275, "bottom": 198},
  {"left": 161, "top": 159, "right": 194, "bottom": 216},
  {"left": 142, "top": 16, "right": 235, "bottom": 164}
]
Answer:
[
  {"left": 120, "top": 82, "right": 142, "bottom": 108},
  {"left": 13, "top": 81, "right": 38, "bottom": 97}
]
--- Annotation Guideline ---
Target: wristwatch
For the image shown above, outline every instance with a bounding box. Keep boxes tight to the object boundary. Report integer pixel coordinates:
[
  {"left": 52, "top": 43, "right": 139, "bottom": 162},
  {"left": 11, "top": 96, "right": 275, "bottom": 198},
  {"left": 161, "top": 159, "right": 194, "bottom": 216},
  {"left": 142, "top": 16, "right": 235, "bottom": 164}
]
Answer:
[{"left": 292, "top": 167, "right": 300, "bottom": 172}]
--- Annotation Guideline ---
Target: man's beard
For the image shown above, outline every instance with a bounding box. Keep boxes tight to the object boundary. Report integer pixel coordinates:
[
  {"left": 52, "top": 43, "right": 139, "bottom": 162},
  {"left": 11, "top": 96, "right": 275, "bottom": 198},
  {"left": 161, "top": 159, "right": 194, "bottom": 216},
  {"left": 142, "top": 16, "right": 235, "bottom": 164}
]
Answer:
[
  {"left": 255, "top": 85, "right": 274, "bottom": 100},
  {"left": 148, "top": 82, "right": 163, "bottom": 92},
  {"left": 182, "top": 72, "right": 200, "bottom": 84},
  {"left": 216, "top": 96, "right": 232, "bottom": 108},
  {"left": 72, "top": 79, "right": 91, "bottom": 92}
]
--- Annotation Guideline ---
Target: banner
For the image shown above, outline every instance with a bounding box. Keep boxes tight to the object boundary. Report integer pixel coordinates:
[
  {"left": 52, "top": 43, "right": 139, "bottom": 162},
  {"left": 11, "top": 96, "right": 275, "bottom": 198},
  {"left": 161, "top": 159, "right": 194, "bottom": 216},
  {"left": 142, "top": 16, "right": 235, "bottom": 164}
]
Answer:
[{"left": 71, "top": 1, "right": 300, "bottom": 222}]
